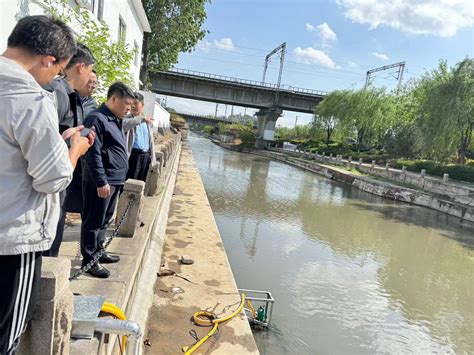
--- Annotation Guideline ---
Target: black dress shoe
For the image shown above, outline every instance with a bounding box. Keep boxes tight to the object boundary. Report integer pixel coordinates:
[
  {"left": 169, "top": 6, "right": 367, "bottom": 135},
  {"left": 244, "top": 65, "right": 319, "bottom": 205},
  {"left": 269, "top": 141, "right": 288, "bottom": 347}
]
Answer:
[
  {"left": 86, "top": 262, "right": 110, "bottom": 278},
  {"left": 99, "top": 251, "right": 120, "bottom": 264}
]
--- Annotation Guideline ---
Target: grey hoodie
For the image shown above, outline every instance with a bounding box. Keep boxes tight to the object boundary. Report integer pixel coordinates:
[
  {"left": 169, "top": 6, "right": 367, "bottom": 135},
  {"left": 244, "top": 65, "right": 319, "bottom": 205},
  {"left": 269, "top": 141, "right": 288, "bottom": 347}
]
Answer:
[{"left": 0, "top": 56, "right": 73, "bottom": 255}]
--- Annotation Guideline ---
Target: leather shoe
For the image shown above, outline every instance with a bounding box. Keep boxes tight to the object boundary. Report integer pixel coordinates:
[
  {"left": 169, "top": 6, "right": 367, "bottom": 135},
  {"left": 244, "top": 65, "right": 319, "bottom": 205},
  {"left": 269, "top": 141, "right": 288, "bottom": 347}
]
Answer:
[
  {"left": 86, "top": 262, "right": 110, "bottom": 278},
  {"left": 99, "top": 251, "right": 120, "bottom": 264}
]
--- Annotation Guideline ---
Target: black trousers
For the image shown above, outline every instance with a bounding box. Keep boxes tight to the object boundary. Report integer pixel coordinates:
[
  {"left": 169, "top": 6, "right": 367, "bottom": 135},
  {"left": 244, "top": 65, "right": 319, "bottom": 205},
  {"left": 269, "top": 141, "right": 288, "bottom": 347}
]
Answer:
[
  {"left": 0, "top": 252, "right": 42, "bottom": 354},
  {"left": 80, "top": 179, "right": 122, "bottom": 262},
  {"left": 127, "top": 150, "right": 151, "bottom": 182}
]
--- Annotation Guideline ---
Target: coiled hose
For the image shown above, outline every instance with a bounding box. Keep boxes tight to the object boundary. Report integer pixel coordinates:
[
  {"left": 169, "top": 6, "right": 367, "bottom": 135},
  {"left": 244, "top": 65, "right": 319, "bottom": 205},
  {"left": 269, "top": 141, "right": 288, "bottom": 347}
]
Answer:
[{"left": 182, "top": 293, "right": 253, "bottom": 354}]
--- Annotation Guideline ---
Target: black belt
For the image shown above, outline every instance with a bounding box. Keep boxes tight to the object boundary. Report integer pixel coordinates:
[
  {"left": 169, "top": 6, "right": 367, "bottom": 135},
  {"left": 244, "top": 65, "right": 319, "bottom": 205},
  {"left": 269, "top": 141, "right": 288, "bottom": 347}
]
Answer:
[{"left": 131, "top": 148, "right": 149, "bottom": 154}]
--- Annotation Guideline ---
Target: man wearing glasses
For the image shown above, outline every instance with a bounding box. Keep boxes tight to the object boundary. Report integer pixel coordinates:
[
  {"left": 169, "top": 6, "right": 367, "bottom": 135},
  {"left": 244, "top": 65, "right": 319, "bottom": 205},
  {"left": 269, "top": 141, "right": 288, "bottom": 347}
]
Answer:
[
  {"left": 81, "top": 70, "right": 99, "bottom": 117},
  {"left": 0, "top": 15, "right": 92, "bottom": 353},
  {"left": 43, "top": 43, "right": 96, "bottom": 257}
]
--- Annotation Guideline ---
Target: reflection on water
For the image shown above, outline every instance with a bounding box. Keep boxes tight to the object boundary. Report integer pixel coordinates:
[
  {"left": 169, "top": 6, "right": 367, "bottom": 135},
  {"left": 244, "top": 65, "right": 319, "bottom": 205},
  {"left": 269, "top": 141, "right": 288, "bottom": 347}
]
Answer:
[{"left": 189, "top": 134, "right": 474, "bottom": 354}]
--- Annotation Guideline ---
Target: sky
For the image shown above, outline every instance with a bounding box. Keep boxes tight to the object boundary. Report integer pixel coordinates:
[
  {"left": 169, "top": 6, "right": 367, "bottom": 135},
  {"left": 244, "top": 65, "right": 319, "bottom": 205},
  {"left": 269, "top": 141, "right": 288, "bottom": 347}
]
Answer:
[{"left": 160, "top": 0, "right": 474, "bottom": 127}]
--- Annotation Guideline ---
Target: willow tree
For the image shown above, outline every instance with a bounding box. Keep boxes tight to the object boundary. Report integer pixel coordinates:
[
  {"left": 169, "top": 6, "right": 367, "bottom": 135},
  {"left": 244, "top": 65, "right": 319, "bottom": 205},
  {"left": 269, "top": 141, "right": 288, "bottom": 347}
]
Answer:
[
  {"left": 314, "top": 90, "right": 347, "bottom": 143},
  {"left": 415, "top": 58, "right": 473, "bottom": 164},
  {"left": 315, "top": 88, "right": 388, "bottom": 151},
  {"left": 140, "top": 0, "right": 209, "bottom": 87}
]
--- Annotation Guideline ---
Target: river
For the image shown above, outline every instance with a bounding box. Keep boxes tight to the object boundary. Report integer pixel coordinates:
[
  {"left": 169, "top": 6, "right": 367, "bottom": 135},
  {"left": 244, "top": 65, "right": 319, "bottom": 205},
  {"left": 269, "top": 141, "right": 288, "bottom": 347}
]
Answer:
[{"left": 188, "top": 134, "right": 474, "bottom": 354}]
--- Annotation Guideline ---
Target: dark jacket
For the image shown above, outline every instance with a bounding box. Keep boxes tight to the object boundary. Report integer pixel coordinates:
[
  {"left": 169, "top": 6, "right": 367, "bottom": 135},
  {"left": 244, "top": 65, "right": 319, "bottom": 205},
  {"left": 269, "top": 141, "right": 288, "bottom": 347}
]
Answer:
[
  {"left": 82, "top": 96, "right": 98, "bottom": 117},
  {"left": 83, "top": 104, "right": 129, "bottom": 187},
  {"left": 43, "top": 78, "right": 84, "bottom": 134},
  {"left": 43, "top": 77, "right": 85, "bottom": 212}
]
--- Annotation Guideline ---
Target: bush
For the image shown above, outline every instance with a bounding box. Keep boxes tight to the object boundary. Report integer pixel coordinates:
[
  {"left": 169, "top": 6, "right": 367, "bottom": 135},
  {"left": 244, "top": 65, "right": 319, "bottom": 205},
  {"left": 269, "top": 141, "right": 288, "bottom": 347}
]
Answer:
[
  {"left": 202, "top": 125, "right": 215, "bottom": 135},
  {"left": 239, "top": 129, "right": 256, "bottom": 148},
  {"left": 391, "top": 159, "right": 474, "bottom": 183}
]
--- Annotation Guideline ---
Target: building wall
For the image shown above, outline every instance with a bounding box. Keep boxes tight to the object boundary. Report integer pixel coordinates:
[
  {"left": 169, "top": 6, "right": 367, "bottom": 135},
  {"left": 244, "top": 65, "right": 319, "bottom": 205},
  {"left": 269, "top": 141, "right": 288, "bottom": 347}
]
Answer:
[{"left": 0, "top": 0, "right": 146, "bottom": 85}]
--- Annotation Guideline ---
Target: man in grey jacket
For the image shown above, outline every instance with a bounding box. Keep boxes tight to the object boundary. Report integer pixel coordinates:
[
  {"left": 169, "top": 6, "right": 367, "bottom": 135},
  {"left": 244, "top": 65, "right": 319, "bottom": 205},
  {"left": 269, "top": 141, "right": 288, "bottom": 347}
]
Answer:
[{"left": 0, "top": 16, "right": 91, "bottom": 353}]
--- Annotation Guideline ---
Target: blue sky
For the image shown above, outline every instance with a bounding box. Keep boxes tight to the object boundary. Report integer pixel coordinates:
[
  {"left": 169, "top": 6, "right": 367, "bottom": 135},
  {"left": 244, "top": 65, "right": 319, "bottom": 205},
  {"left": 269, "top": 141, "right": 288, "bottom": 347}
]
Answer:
[{"left": 161, "top": 0, "right": 474, "bottom": 127}]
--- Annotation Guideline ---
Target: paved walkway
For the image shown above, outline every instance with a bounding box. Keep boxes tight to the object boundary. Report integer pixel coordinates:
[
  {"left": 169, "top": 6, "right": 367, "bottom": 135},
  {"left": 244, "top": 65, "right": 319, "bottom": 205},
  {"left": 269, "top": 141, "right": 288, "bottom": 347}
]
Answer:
[{"left": 144, "top": 143, "right": 259, "bottom": 354}]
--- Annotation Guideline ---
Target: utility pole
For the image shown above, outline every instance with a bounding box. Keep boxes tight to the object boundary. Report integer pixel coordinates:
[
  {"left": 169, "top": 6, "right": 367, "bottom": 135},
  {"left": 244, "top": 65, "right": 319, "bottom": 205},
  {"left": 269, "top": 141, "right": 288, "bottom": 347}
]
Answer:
[
  {"left": 365, "top": 61, "right": 406, "bottom": 89},
  {"left": 214, "top": 103, "right": 218, "bottom": 119},
  {"left": 294, "top": 115, "right": 298, "bottom": 128},
  {"left": 262, "top": 42, "right": 287, "bottom": 88},
  {"left": 224, "top": 104, "right": 228, "bottom": 117}
]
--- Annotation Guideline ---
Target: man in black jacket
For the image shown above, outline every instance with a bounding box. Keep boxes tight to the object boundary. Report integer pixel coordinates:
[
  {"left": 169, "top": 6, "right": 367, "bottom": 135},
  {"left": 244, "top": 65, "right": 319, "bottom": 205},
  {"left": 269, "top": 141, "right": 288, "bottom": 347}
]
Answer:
[
  {"left": 81, "top": 82, "right": 135, "bottom": 278},
  {"left": 43, "top": 43, "right": 96, "bottom": 257}
]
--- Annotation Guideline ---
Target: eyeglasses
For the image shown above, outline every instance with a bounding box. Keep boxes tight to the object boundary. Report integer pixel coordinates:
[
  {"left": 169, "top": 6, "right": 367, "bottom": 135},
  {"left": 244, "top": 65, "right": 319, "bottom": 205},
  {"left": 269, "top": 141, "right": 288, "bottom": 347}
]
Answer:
[
  {"left": 88, "top": 80, "right": 98, "bottom": 87},
  {"left": 56, "top": 62, "right": 67, "bottom": 80}
]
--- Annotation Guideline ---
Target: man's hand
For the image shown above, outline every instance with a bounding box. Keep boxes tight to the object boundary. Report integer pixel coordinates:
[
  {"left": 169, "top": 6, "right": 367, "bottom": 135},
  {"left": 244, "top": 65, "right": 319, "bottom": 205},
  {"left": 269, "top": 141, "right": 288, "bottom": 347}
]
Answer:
[
  {"left": 143, "top": 116, "right": 154, "bottom": 124},
  {"left": 63, "top": 125, "right": 95, "bottom": 147},
  {"left": 97, "top": 184, "right": 111, "bottom": 198},
  {"left": 69, "top": 132, "right": 90, "bottom": 157}
]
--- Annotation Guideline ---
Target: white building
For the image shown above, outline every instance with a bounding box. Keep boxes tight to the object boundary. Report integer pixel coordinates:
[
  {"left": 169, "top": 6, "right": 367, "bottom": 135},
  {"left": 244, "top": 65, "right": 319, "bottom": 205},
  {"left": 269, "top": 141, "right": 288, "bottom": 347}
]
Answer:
[{"left": 0, "top": 0, "right": 150, "bottom": 84}]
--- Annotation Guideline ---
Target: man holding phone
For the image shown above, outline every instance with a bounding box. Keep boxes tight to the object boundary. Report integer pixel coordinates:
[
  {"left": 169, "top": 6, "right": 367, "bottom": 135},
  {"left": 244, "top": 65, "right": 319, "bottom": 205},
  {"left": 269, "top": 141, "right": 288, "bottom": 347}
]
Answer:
[
  {"left": 43, "top": 43, "right": 96, "bottom": 257},
  {"left": 0, "top": 15, "right": 92, "bottom": 353}
]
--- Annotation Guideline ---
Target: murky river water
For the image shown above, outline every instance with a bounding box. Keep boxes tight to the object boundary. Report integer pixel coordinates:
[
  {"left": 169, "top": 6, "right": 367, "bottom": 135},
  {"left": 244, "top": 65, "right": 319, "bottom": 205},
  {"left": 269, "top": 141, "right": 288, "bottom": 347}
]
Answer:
[{"left": 189, "top": 134, "right": 474, "bottom": 354}]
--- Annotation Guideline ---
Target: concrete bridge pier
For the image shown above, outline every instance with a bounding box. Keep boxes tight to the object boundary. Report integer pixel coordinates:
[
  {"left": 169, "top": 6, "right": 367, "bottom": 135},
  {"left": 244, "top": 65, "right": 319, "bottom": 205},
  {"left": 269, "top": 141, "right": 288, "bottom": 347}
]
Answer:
[{"left": 255, "top": 107, "right": 282, "bottom": 149}]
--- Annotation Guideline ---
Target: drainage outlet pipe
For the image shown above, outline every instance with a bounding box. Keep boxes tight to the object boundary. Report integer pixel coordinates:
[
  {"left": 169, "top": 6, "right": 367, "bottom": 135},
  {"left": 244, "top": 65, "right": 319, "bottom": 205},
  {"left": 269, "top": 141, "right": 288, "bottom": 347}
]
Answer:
[{"left": 94, "top": 318, "right": 142, "bottom": 355}]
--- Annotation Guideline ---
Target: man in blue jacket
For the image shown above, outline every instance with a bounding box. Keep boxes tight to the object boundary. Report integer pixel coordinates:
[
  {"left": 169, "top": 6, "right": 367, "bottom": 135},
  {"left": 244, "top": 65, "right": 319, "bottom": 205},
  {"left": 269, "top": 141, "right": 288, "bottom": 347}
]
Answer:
[{"left": 81, "top": 82, "right": 135, "bottom": 278}]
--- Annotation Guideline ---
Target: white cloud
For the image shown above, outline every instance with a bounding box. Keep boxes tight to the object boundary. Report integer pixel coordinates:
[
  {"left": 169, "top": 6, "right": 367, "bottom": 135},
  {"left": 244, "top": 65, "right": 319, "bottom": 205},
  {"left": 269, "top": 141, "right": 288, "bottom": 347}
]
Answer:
[
  {"left": 371, "top": 51, "right": 389, "bottom": 61},
  {"left": 317, "top": 22, "right": 337, "bottom": 41},
  {"left": 293, "top": 47, "right": 337, "bottom": 68},
  {"left": 198, "top": 38, "right": 235, "bottom": 52},
  {"left": 348, "top": 61, "right": 358, "bottom": 68},
  {"left": 306, "top": 22, "right": 337, "bottom": 41},
  {"left": 213, "top": 38, "right": 235, "bottom": 51},
  {"left": 337, "top": 0, "right": 474, "bottom": 37}
]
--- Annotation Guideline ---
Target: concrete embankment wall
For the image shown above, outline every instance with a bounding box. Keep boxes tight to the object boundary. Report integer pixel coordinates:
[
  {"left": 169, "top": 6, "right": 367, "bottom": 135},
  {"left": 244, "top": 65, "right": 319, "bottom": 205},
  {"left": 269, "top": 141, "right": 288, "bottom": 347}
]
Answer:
[
  {"left": 217, "top": 143, "right": 474, "bottom": 226},
  {"left": 144, "top": 142, "right": 259, "bottom": 354},
  {"left": 270, "top": 148, "right": 474, "bottom": 207}
]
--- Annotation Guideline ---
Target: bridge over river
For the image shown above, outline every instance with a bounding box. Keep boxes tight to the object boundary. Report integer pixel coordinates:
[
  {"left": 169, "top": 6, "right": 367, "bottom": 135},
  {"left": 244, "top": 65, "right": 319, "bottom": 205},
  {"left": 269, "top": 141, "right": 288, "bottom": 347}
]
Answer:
[{"left": 150, "top": 68, "right": 326, "bottom": 146}]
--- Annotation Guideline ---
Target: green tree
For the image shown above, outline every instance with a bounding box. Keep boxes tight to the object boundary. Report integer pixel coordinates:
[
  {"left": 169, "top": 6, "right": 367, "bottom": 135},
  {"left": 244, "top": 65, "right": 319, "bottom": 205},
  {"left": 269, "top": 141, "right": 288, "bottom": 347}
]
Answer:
[
  {"left": 314, "top": 90, "right": 345, "bottom": 143},
  {"left": 43, "top": 0, "right": 136, "bottom": 101},
  {"left": 140, "top": 0, "right": 209, "bottom": 87},
  {"left": 415, "top": 58, "right": 473, "bottom": 164}
]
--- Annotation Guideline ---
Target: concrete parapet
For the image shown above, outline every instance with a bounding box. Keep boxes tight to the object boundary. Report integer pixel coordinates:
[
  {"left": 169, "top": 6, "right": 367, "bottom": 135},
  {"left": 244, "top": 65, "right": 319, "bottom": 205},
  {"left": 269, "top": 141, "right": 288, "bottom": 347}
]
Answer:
[
  {"left": 116, "top": 179, "right": 145, "bottom": 237},
  {"left": 145, "top": 163, "right": 160, "bottom": 196},
  {"left": 155, "top": 151, "right": 164, "bottom": 171},
  {"left": 18, "top": 257, "right": 74, "bottom": 355}
]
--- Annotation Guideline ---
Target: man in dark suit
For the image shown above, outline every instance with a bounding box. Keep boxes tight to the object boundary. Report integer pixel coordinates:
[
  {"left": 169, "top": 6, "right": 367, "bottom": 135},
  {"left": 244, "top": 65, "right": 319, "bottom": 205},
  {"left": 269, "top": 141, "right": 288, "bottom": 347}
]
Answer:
[{"left": 81, "top": 82, "right": 135, "bottom": 278}]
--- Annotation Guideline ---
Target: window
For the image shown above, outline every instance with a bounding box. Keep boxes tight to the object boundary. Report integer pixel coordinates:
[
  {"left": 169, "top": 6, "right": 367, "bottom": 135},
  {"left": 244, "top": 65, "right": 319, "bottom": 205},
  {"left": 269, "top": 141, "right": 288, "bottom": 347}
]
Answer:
[
  {"left": 134, "top": 41, "right": 139, "bottom": 67},
  {"left": 118, "top": 16, "right": 127, "bottom": 43}
]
